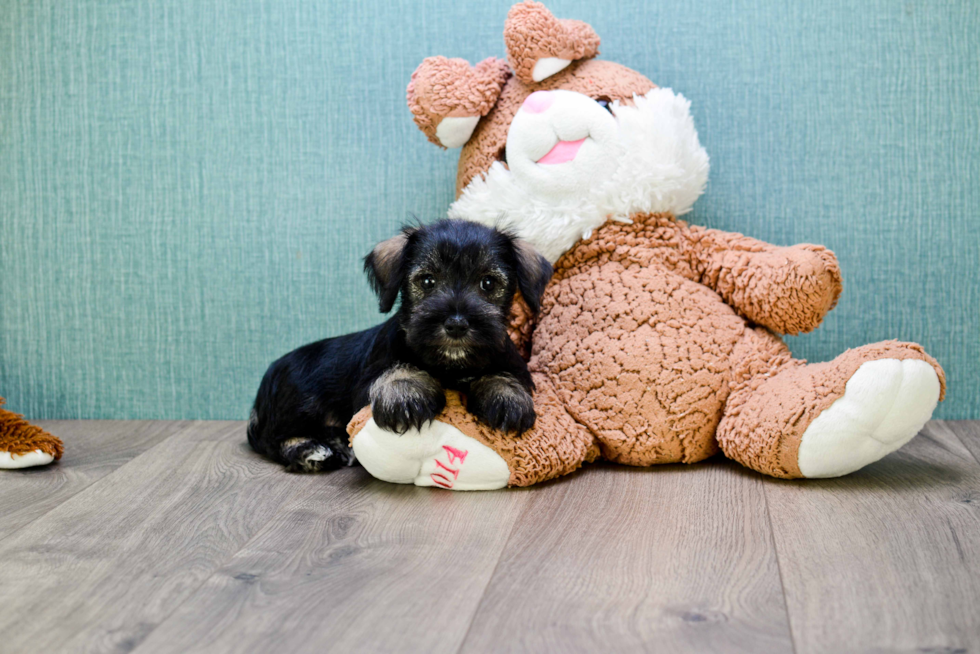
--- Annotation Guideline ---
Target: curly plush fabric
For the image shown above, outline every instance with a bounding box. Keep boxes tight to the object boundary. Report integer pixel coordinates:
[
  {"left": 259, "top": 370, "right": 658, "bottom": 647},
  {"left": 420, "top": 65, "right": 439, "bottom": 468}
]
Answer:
[
  {"left": 0, "top": 397, "right": 64, "bottom": 459},
  {"left": 503, "top": 0, "right": 600, "bottom": 84},
  {"left": 407, "top": 56, "right": 510, "bottom": 148},
  {"left": 530, "top": 213, "right": 836, "bottom": 467},
  {"left": 685, "top": 227, "right": 843, "bottom": 336}
]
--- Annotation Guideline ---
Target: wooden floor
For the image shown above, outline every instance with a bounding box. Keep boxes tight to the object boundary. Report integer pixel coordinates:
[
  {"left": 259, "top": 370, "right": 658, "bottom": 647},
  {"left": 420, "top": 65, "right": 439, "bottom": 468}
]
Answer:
[{"left": 0, "top": 421, "right": 978, "bottom": 653}]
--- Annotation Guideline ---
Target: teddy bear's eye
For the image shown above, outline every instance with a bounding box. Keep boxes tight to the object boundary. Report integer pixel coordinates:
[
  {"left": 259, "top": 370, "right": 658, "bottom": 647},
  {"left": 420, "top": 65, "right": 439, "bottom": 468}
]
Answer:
[
  {"left": 496, "top": 145, "right": 507, "bottom": 166},
  {"left": 595, "top": 98, "right": 614, "bottom": 113}
]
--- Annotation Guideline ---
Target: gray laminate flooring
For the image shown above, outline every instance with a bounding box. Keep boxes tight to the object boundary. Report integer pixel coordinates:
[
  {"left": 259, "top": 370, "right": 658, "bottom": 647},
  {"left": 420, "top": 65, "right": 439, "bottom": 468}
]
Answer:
[{"left": 1, "top": 420, "right": 978, "bottom": 654}]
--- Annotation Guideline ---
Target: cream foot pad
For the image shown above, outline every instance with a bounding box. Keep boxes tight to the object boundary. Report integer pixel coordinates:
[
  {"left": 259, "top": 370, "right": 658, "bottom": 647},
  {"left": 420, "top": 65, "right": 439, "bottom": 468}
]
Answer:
[
  {"left": 797, "top": 358, "right": 941, "bottom": 478},
  {"left": 352, "top": 419, "right": 511, "bottom": 490},
  {"left": 0, "top": 449, "right": 55, "bottom": 469}
]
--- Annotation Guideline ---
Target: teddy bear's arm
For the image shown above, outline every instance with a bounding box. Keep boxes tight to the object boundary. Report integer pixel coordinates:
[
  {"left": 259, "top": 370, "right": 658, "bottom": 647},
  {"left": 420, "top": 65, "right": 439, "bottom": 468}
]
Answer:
[{"left": 682, "top": 226, "right": 843, "bottom": 335}]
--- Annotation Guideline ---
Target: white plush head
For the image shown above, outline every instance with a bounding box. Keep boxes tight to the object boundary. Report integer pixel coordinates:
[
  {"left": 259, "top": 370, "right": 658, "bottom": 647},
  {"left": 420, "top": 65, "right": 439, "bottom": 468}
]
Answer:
[{"left": 449, "top": 87, "right": 710, "bottom": 262}]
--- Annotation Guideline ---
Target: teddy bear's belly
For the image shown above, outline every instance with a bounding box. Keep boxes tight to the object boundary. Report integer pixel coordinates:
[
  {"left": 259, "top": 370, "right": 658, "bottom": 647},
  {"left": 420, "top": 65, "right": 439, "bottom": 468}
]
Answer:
[{"left": 530, "top": 262, "right": 747, "bottom": 466}]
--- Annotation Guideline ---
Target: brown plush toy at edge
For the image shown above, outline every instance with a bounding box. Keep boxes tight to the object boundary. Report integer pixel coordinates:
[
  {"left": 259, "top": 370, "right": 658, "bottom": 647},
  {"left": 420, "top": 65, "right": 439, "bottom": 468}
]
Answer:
[{"left": 0, "top": 397, "right": 64, "bottom": 463}]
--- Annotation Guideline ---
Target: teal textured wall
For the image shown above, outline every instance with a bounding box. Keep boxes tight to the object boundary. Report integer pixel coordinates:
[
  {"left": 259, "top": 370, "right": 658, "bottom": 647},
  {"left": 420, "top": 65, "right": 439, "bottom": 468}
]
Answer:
[{"left": 1, "top": 0, "right": 977, "bottom": 420}]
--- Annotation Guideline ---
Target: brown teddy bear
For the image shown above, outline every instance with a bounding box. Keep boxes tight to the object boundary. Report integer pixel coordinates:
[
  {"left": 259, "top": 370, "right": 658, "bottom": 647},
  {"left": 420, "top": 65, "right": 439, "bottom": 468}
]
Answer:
[
  {"left": 347, "top": 0, "right": 945, "bottom": 489},
  {"left": 0, "top": 398, "right": 63, "bottom": 469}
]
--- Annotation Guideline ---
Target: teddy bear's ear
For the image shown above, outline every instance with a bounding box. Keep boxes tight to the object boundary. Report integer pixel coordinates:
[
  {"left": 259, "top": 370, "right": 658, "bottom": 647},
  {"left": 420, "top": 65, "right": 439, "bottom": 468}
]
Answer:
[
  {"left": 504, "top": 1, "right": 600, "bottom": 84},
  {"left": 407, "top": 56, "right": 510, "bottom": 149}
]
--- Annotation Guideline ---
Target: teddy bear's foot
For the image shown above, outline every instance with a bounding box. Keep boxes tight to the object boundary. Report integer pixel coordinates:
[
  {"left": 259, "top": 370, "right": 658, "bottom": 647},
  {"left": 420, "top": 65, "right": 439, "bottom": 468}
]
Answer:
[
  {"left": 796, "top": 358, "right": 940, "bottom": 477},
  {"left": 0, "top": 449, "right": 57, "bottom": 469},
  {"left": 352, "top": 418, "right": 511, "bottom": 491},
  {"left": 717, "top": 340, "right": 945, "bottom": 479},
  {"left": 0, "top": 399, "right": 64, "bottom": 470}
]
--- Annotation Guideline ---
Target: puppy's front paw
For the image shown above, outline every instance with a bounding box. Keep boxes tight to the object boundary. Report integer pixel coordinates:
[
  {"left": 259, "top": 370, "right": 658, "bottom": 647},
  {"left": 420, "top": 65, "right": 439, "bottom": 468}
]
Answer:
[
  {"left": 467, "top": 374, "right": 536, "bottom": 435},
  {"left": 370, "top": 365, "right": 446, "bottom": 434}
]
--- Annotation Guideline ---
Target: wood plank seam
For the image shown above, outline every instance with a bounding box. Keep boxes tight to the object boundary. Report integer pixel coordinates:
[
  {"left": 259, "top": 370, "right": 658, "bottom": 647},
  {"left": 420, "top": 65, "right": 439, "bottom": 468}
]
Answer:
[
  {"left": 453, "top": 495, "right": 527, "bottom": 654},
  {"left": 946, "top": 420, "right": 980, "bottom": 467},
  {"left": 761, "top": 479, "right": 801, "bottom": 654}
]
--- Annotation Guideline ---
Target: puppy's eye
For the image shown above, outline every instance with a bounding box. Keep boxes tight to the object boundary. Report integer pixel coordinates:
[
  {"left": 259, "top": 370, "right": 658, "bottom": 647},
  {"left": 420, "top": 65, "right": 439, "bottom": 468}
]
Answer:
[
  {"left": 420, "top": 274, "right": 436, "bottom": 290},
  {"left": 480, "top": 276, "right": 496, "bottom": 293}
]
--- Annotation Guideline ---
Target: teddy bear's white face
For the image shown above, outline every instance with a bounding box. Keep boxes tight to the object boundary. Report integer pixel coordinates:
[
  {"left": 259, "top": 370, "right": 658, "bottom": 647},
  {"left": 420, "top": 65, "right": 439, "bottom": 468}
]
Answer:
[
  {"left": 505, "top": 90, "right": 621, "bottom": 201},
  {"left": 450, "top": 87, "right": 711, "bottom": 263}
]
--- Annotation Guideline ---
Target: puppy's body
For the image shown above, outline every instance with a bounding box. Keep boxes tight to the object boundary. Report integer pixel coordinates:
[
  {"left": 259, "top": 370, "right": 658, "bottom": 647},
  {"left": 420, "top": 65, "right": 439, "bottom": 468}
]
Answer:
[{"left": 248, "top": 220, "right": 551, "bottom": 472}]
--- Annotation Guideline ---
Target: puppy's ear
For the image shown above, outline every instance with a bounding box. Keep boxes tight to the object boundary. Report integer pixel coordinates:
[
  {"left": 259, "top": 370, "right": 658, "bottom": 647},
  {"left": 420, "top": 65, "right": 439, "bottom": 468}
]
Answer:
[
  {"left": 364, "top": 230, "right": 413, "bottom": 313},
  {"left": 513, "top": 239, "right": 552, "bottom": 314}
]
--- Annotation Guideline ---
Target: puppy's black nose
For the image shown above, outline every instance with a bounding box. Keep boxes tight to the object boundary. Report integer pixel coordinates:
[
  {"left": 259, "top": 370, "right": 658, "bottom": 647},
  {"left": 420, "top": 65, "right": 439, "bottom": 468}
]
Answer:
[{"left": 444, "top": 315, "right": 469, "bottom": 339}]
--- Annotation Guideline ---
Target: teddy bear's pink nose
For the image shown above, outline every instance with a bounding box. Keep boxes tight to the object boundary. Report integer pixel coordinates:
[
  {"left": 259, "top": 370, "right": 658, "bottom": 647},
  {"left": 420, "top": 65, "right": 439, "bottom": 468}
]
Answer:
[{"left": 522, "top": 91, "right": 554, "bottom": 114}]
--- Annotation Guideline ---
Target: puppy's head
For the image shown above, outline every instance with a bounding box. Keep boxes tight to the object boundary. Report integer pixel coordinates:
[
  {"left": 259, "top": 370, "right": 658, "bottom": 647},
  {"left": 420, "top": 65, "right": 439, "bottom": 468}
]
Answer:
[{"left": 364, "top": 219, "right": 552, "bottom": 369}]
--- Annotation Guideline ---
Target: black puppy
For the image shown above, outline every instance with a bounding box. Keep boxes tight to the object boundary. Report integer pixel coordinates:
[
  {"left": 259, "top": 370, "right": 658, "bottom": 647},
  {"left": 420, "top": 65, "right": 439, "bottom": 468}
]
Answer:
[{"left": 247, "top": 219, "right": 553, "bottom": 472}]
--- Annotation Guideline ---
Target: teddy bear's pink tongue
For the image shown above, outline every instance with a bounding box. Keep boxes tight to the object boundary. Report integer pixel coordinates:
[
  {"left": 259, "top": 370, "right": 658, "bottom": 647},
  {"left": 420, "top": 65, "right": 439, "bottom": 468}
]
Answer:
[{"left": 537, "top": 138, "right": 586, "bottom": 165}]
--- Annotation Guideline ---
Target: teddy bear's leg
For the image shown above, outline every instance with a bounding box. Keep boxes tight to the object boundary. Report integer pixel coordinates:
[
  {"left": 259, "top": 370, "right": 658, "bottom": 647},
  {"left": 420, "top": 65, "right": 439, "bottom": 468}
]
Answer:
[
  {"left": 716, "top": 330, "right": 944, "bottom": 479},
  {"left": 347, "top": 373, "right": 600, "bottom": 490},
  {"left": 0, "top": 399, "right": 64, "bottom": 469}
]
